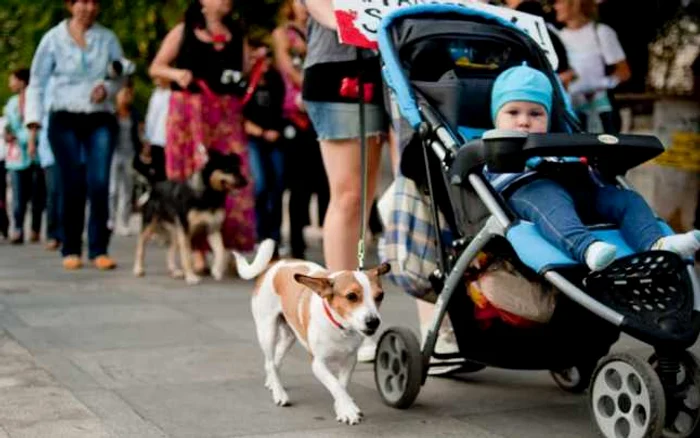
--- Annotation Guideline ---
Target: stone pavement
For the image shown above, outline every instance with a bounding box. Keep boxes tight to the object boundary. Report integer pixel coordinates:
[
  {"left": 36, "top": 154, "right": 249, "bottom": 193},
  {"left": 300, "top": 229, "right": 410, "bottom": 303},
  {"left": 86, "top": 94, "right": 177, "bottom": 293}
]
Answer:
[{"left": 0, "top": 236, "right": 697, "bottom": 438}]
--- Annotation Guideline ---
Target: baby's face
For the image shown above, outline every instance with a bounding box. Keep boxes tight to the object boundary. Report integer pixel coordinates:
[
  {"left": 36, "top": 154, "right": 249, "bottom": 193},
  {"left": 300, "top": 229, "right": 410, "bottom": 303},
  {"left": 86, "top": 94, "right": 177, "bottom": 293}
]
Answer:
[{"left": 495, "top": 101, "right": 548, "bottom": 134}]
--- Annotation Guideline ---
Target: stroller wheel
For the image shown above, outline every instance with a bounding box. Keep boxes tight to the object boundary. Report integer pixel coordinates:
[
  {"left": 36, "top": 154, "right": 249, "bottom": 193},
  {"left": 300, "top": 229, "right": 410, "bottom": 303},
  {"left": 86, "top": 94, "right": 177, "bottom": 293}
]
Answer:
[
  {"left": 374, "top": 327, "right": 423, "bottom": 409},
  {"left": 550, "top": 362, "right": 595, "bottom": 394},
  {"left": 648, "top": 352, "right": 700, "bottom": 438},
  {"left": 590, "top": 353, "right": 666, "bottom": 438}
]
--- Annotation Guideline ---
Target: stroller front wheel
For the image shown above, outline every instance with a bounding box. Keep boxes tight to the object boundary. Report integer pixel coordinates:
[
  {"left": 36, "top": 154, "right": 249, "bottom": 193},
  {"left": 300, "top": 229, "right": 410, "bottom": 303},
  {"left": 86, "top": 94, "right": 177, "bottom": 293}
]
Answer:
[
  {"left": 374, "top": 327, "right": 423, "bottom": 409},
  {"left": 589, "top": 353, "right": 666, "bottom": 438}
]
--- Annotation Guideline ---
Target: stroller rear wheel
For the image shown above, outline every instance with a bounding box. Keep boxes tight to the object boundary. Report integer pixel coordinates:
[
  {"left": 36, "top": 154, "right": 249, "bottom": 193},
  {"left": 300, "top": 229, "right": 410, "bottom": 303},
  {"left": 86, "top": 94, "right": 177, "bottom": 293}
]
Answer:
[
  {"left": 589, "top": 353, "right": 666, "bottom": 438},
  {"left": 374, "top": 327, "right": 423, "bottom": 409},
  {"left": 648, "top": 352, "right": 700, "bottom": 438},
  {"left": 550, "top": 362, "right": 596, "bottom": 394}
]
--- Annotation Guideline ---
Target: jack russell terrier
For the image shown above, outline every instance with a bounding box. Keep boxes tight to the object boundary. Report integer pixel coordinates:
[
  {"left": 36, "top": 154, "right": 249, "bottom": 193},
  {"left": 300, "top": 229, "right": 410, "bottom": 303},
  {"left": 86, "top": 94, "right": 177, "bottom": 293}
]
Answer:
[{"left": 232, "top": 240, "right": 390, "bottom": 425}]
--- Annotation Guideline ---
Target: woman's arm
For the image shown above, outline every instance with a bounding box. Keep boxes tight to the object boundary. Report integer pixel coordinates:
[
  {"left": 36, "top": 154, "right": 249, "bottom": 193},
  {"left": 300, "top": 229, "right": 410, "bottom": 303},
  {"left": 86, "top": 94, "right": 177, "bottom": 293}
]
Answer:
[
  {"left": 24, "top": 32, "right": 55, "bottom": 129},
  {"left": 610, "top": 60, "right": 631, "bottom": 85},
  {"left": 272, "top": 27, "right": 303, "bottom": 88},
  {"left": 305, "top": 0, "right": 337, "bottom": 30},
  {"left": 149, "top": 23, "right": 193, "bottom": 89}
]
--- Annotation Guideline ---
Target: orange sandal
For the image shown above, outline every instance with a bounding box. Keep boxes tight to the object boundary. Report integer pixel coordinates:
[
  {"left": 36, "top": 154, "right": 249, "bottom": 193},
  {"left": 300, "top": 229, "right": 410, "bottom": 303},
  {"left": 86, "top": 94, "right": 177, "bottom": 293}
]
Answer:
[
  {"left": 62, "top": 256, "right": 83, "bottom": 270},
  {"left": 93, "top": 255, "right": 117, "bottom": 271}
]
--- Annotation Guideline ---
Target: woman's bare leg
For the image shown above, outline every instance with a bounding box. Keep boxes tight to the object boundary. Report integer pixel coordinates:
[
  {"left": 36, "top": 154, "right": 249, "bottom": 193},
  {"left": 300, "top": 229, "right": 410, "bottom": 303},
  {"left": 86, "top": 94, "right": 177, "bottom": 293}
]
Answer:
[{"left": 319, "top": 136, "right": 384, "bottom": 271}]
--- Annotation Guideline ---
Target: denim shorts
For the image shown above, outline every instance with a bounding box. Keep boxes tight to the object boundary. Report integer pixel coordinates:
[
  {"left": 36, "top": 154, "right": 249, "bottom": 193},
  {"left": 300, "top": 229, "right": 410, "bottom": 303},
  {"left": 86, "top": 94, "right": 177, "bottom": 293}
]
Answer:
[{"left": 303, "top": 101, "right": 389, "bottom": 141}]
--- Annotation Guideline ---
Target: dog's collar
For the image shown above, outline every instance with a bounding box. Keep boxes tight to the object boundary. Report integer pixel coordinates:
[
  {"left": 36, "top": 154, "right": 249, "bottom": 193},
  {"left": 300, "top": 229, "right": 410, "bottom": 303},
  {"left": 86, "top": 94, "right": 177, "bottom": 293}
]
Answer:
[{"left": 322, "top": 299, "right": 346, "bottom": 331}]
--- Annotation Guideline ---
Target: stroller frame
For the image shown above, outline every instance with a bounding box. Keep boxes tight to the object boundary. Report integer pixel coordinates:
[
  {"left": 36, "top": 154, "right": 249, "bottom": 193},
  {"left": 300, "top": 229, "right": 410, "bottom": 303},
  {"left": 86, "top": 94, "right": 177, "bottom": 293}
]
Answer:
[{"left": 372, "top": 5, "right": 700, "bottom": 438}]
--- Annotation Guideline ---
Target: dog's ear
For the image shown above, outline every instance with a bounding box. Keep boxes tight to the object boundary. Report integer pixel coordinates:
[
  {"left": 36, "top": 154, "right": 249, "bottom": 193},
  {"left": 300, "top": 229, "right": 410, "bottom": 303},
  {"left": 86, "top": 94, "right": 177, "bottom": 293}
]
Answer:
[
  {"left": 294, "top": 274, "right": 334, "bottom": 298},
  {"left": 368, "top": 262, "right": 391, "bottom": 277}
]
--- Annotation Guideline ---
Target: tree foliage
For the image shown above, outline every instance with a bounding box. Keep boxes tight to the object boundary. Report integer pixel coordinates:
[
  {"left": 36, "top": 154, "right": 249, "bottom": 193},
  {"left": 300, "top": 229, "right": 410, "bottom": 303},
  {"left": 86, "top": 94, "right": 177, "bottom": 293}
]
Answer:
[{"left": 0, "top": 0, "right": 282, "bottom": 110}]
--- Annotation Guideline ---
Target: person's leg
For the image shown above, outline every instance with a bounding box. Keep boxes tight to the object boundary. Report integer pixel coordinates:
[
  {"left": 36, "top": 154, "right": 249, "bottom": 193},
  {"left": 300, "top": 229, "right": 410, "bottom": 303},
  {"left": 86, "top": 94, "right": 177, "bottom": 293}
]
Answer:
[
  {"left": 0, "top": 160, "right": 8, "bottom": 238},
  {"left": 10, "top": 169, "right": 30, "bottom": 243},
  {"left": 108, "top": 153, "right": 120, "bottom": 230},
  {"left": 44, "top": 164, "right": 61, "bottom": 249},
  {"left": 84, "top": 119, "right": 116, "bottom": 267},
  {"left": 320, "top": 135, "right": 384, "bottom": 270},
  {"left": 595, "top": 185, "right": 700, "bottom": 257},
  {"left": 48, "top": 113, "right": 87, "bottom": 265},
  {"left": 150, "top": 146, "right": 167, "bottom": 182},
  {"left": 117, "top": 154, "right": 134, "bottom": 233},
  {"left": 594, "top": 185, "right": 666, "bottom": 251},
  {"left": 269, "top": 146, "right": 285, "bottom": 244},
  {"left": 509, "top": 179, "right": 609, "bottom": 267},
  {"left": 30, "top": 164, "right": 46, "bottom": 241},
  {"left": 247, "top": 140, "right": 269, "bottom": 241}
]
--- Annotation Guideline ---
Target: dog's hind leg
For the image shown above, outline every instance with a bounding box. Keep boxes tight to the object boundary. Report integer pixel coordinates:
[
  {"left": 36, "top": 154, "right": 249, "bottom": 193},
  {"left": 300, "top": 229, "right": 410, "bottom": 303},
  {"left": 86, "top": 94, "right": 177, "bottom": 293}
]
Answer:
[
  {"left": 133, "top": 222, "right": 155, "bottom": 277},
  {"left": 274, "top": 321, "right": 295, "bottom": 368},
  {"left": 207, "top": 231, "right": 227, "bottom": 281},
  {"left": 257, "top": 314, "right": 290, "bottom": 406},
  {"left": 166, "top": 226, "right": 184, "bottom": 279},
  {"left": 176, "top": 225, "right": 200, "bottom": 285}
]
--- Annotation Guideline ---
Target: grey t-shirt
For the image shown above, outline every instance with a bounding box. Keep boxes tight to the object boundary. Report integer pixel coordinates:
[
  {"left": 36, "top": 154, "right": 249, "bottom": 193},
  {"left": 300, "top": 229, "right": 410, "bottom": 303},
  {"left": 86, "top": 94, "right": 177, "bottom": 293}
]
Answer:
[
  {"left": 304, "top": 16, "right": 377, "bottom": 69},
  {"left": 116, "top": 117, "right": 134, "bottom": 155}
]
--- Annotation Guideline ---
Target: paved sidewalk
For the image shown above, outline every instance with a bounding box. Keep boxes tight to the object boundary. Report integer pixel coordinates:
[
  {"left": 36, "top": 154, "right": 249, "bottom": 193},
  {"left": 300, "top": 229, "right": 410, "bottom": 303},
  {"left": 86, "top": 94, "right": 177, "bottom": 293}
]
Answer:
[{"left": 0, "top": 236, "right": 696, "bottom": 437}]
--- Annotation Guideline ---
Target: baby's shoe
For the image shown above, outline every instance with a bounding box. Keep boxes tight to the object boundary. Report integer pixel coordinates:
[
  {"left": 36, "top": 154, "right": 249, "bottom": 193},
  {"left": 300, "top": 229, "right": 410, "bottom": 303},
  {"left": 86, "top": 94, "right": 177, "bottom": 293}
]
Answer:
[
  {"left": 585, "top": 242, "right": 617, "bottom": 272},
  {"left": 652, "top": 230, "right": 700, "bottom": 258}
]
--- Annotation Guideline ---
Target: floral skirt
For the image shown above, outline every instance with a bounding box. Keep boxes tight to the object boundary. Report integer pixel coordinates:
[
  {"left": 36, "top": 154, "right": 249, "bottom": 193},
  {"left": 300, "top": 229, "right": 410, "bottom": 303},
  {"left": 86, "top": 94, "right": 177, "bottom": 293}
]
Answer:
[{"left": 166, "top": 91, "right": 256, "bottom": 251}]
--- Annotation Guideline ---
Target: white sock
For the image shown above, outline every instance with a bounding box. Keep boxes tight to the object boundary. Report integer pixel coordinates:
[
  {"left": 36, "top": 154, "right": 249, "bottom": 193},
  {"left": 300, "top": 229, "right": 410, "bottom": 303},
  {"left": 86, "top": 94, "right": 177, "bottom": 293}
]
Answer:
[
  {"left": 585, "top": 242, "right": 617, "bottom": 272},
  {"left": 653, "top": 230, "right": 700, "bottom": 258}
]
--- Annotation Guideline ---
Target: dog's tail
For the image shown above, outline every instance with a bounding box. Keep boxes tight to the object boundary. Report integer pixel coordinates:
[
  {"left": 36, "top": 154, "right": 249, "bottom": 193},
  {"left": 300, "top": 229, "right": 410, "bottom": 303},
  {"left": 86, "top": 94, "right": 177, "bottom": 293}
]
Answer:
[{"left": 232, "top": 239, "right": 276, "bottom": 280}]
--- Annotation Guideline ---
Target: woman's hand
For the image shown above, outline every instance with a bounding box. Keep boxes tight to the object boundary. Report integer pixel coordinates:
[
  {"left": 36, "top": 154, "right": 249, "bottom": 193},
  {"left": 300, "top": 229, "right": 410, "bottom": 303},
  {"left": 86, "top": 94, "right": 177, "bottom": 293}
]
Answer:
[
  {"left": 174, "top": 69, "right": 194, "bottom": 89},
  {"left": 263, "top": 130, "right": 280, "bottom": 143},
  {"left": 90, "top": 84, "right": 108, "bottom": 103}
]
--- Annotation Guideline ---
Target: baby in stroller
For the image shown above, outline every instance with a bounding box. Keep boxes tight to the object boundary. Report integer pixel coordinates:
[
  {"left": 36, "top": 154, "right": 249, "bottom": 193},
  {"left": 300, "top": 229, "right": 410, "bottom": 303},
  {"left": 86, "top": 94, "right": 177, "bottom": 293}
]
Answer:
[{"left": 487, "top": 64, "right": 700, "bottom": 271}]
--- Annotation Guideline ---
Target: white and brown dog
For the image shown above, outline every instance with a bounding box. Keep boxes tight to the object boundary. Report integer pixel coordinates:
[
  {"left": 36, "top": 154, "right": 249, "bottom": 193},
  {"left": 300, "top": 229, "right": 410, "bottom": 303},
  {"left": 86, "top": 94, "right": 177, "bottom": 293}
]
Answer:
[{"left": 233, "top": 240, "right": 390, "bottom": 425}]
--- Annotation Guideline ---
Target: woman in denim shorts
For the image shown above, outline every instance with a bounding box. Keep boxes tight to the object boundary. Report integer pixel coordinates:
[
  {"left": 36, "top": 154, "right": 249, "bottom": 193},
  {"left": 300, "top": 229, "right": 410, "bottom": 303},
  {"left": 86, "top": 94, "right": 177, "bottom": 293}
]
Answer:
[{"left": 303, "top": 0, "right": 389, "bottom": 272}]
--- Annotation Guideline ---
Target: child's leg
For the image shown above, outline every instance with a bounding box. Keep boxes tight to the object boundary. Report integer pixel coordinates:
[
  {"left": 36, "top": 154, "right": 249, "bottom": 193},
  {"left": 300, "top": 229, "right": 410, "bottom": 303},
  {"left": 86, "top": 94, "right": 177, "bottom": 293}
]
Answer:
[
  {"left": 0, "top": 160, "right": 8, "bottom": 237},
  {"left": 118, "top": 155, "right": 134, "bottom": 229},
  {"left": 509, "top": 179, "right": 609, "bottom": 265},
  {"left": 30, "top": 164, "right": 47, "bottom": 238},
  {"left": 595, "top": 185, "right": 700, "bottom": 257},
  {"left": 10, "top": 169, "right": 31, "bottom": 240},
  {"left": 594, "top": 185, "right": 664, "bottom": 251}
]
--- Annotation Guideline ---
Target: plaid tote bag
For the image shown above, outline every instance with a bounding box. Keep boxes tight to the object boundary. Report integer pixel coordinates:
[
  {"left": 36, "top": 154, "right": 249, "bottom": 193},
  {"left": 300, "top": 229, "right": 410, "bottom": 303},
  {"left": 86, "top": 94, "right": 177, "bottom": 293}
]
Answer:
[{"left": 378, "top": 175, "right": 450, "bottom": 303}]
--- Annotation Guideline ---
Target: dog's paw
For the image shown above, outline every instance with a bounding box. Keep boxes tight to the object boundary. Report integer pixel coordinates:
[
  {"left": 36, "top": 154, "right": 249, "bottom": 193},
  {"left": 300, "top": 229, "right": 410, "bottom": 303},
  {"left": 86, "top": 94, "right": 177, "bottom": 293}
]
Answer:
[
  {"left": 133, "top": 266, "right": 145, "bottom": 277},
  {"left": 185, "top": 274, "right": 201, "bottom": 285},
  {"left": 334, "top": 399, "right": 363, "bottom": 425},
  {"left": 170, "top": 269, "right": 184, "bottom": 279},
  {"left": 271, "top": 387, "right": 290, "bottom": 407}
]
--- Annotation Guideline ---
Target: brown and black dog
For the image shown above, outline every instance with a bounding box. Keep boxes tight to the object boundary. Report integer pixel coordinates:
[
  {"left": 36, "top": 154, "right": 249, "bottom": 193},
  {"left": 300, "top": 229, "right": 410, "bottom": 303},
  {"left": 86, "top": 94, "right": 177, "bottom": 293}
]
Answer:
[{"left": 133, "top": 150, "right": 246, "bottom": 284}]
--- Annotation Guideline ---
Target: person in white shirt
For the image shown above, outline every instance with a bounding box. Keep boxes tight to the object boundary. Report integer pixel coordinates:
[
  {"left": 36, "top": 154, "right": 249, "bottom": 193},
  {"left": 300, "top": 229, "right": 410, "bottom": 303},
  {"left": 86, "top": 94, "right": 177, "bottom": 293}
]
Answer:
[{"left": 554, "top": 0, "right": 631, "bottom": 133}]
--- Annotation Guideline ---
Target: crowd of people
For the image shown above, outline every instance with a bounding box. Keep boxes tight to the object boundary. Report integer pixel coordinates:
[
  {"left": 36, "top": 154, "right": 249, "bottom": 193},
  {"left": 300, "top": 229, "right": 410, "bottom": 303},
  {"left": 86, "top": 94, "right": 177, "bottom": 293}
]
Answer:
[{"left": 0, "top": 0, "right": 695, "bottom": 365}]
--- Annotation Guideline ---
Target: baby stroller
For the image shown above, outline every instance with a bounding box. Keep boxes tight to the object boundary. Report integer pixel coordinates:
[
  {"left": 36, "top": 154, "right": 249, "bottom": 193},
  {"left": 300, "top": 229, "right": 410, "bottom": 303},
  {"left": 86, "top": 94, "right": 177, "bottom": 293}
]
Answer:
[{"left": 372, "top": 4, "right": 700, "bottom": 438}]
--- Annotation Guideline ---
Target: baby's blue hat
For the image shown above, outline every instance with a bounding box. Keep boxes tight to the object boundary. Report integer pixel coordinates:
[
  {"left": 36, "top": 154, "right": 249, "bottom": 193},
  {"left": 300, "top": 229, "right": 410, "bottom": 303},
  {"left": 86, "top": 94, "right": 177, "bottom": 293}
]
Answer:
[{"left": 491, "top": 64, "right": 553, "bottom": 123}]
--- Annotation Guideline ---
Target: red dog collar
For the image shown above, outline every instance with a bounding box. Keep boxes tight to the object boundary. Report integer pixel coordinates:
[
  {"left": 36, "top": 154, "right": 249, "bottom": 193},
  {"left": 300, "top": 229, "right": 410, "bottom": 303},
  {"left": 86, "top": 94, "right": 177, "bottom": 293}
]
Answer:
[{"left": 323, "top": 300, "right": 345, "bottom": 331}]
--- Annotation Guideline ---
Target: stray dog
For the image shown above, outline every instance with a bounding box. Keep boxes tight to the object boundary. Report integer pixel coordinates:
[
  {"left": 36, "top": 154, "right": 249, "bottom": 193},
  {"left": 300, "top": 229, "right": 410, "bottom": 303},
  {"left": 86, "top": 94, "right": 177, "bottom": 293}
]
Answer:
[
  {"left": 233, "top": 240, "right": 390, "bottom": 425},
  {"left": 133, "top": 149, "right": 246, "bottom": 284}
]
